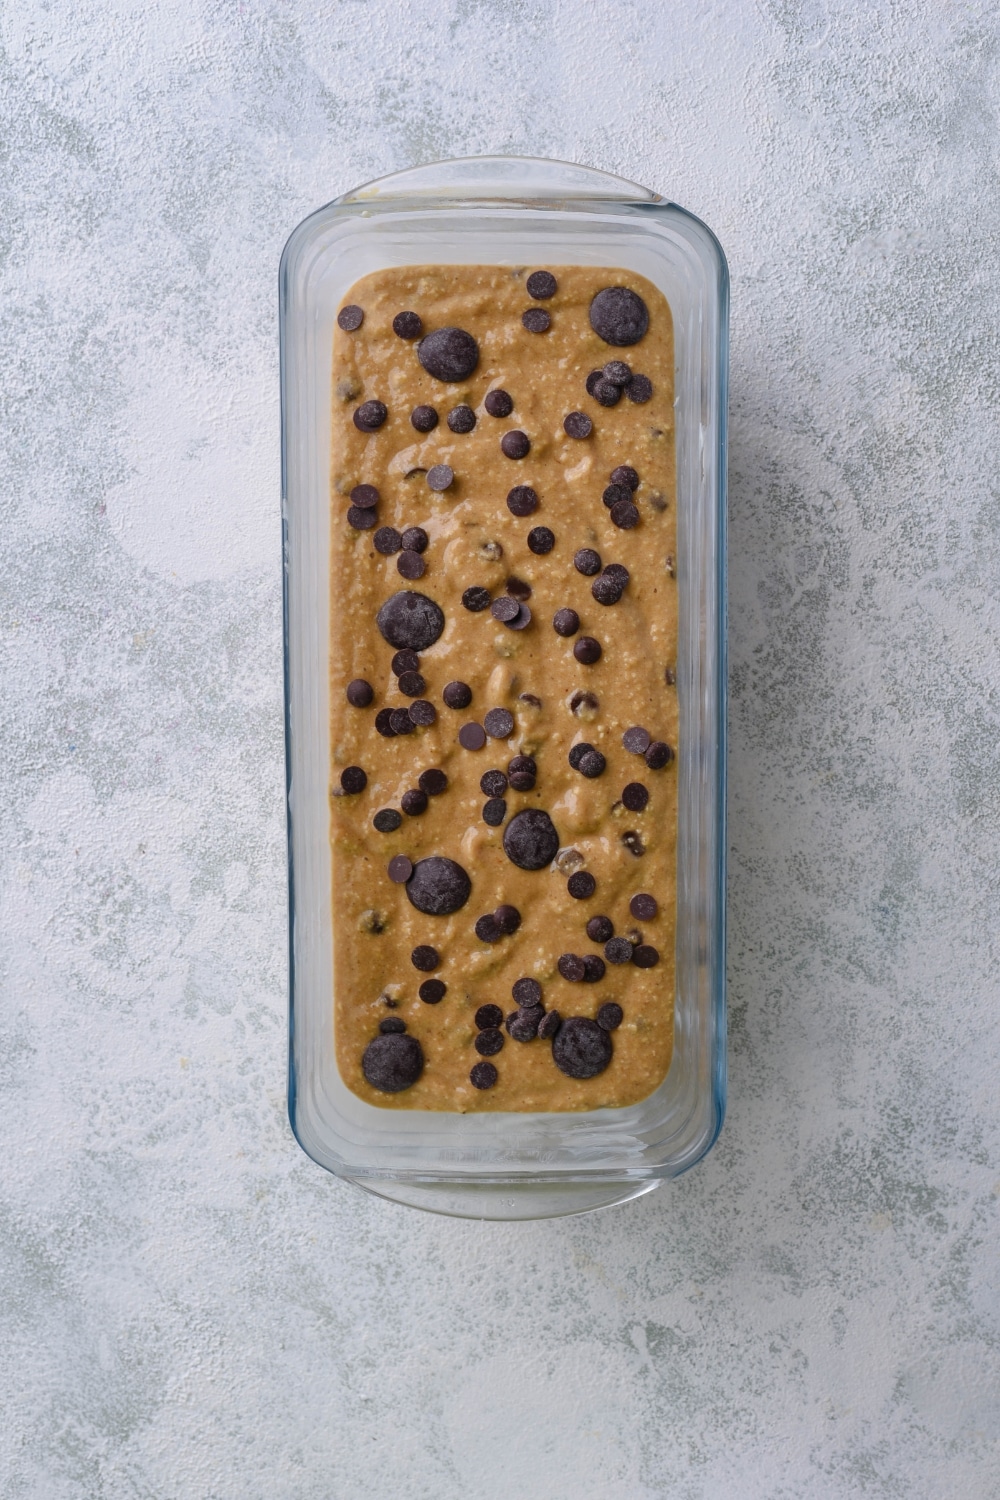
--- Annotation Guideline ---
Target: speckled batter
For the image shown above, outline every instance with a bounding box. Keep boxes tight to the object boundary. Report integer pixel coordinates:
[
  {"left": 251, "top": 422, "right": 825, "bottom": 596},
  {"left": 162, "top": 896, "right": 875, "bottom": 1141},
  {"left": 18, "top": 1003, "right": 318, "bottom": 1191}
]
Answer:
[{"left": 330, "top": 265, "right": 677, "bottom": 1110}]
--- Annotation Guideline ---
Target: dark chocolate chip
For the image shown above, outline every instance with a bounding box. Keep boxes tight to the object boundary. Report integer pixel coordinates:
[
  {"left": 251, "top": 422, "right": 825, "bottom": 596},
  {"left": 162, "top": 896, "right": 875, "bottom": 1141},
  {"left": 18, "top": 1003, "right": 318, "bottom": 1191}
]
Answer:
[
  {"left": 589, "top": 286, "right": 650, "bottom": 346},
  {"left": 526, "top": 270, "right": 557, "bottom": 299},
  {"left": 538, "top": 1010, "right": 561, "bottom": 1040},
  {"left": 602, "top": 360, "right": 632, "bottom": 385},
  {"left": 419, "top": 978, "right": 447, "bottom": 1003},
  {"left": 417, "top": 326, "right": 480, "bottom": 383},
  {"left": 379, "top": 1016, "right": 407, "bottom": 1034},
  {"left": 463, "top": 585, "right": 492, "bottom": 612},
  {"left": 552, "top": 1016, "right": 613, "bottom": 1079},
  {"left": 475, "top": 1027, "right": 504, "bottom": 1056},
  {"left": 568, "top": 743, "right": 595, "bottom": 770},
  {"left": 569, "top": 690, "right": 599, "bottom": 717},
  {"left": 459, "top": 722, "right": 487, "bottom": 751},
  {"left": 482, "top": 797, "right": 507, "bottom": 826},
  {"left": 567, "top": 870, "right": 596, "bottom": 900},
  {"left": 393, "top": 310, "right": 423, "bottom": 339},
  {"left": 401, "top": 526, "right": 429, "bottom": 553},
  {"left": 553, "top": 608, "right": 580, "bottom": 637},
  {"left": 501, "top": 431, "right": 530, "bottom": 460},
  {"left": 507, "top": 602, "right": 532, "bottom": 630},
  {"left": 353, "top": 400, "right": 388, "bottom": 432},
  {"left": 527, "top": 526, "right": 555, "bottom": 554},
  {"left": 574, "top": 548, "right": 602, "bottom": 576},
  {"left": 427, "top": 464, "right": 454, "bottom": 491},
  {"left": 419, "top": 768, "right": 448, "bottom": 796},
  {"left": 484, "top": 707, "right": 515, "bottom": 739},
  {"left": 604, "top": 563, "right": 630, "bottom": 585},
  {"left": 491, "top": 595, "right": 520, "bottom": 624},
  {"left": 632, "top": 944, "right": 659, "bottom": 968},
  {"left": 557, "top": 953, "right": 586, "bottom": 982},
  {"left": 574, "top": 637, "right": 602, "bottom": 665},
  {"left": 406, "top": 856, "right": 472, "bottom": 916},
  {"left": 605, "top": 937, "right": 633, "bottom": 964},
  {"left": 585, "top": 369, "right": 604, "bottom": 397},
  {"left": 508, "top": 771, "right": 535, "bottom": 792},
  {"left": 408, "top": 699, "right": 437, "bottom": 727},
  {"left": 337, "top": 305, "right": 364, "bottom": 331},
  {"left": 391, "top": 649, "right": 420, "bottom": 677},
  {"left": 470, "top": 1060, "right": 497, "bottom": 1089},
  {"left": 610, "top": 500, "right": 640, "bottom": 530},
  {"left": 503, "top": 808, "right": 559, "bottom": 870},
  {"left": 506, "top": 484, "right": 538, "bottom": 516},
  {"left": 397, "top": 670, "right": 426, "bottom": 697},
  {"left": 508, "top": 754, "right": 536, "bottom": 776},
  {"left": 373, "top": 808, "right": 403, "bottom": 833},
  {"left": 622, "top": 830, "right": 645, "bottom": 857},
  {"left": 350, "top": 483, "right": 380, "bottom": 508},
  {"left": 389, "top": 708, "right": 416, "bottom": 735},
  {"left": 645, "top": 741, "right": 674, "bottom": 770},
  {"left": 564, "top": 410, "right": 593, "bottom": 440},
  {"left": 630, "top": 893, "right": 658, "bottom": 921},
  {"left": 505, "top": 576, "right": 532, "bottom": 602},
  {"left": 362, "top": 1032, "right": 424, "bottom": 1091},
  {"left": 591, "top": 572, "right": 626, "bottom": 606},
  {"left": 376, "top": 591, "right": 445, "bottom": 651},
  {"left": 623, "top": 725, "right": 651, "bottom": 754},
  {"left": 443, "top": 680, "right": 472, "bottom": 709},
  {"left": 507, "top": 1006, "right": 543, "bottom": 1042},
  {"left": 586, "top": 915, "right": 614, "bottom": 944},
  {"left": 494, "top": 904, "right": 521, "bottom": 934},
  {"left": 522, "top": 308, "right": 551, "bottom": 333},
  {"left": 512, "top": 977, "right": 542, "bottom": 1008},
  {"left": 411, "top": 404, "right": 439, "bottom": 432},
  {"left": 626, "top": 374, "right": 653, "bottom": 403},
  {"left": 597, "top": 1002, "right": 623, "bottom": 1031},
  {"left": 611, "top": 465, "right": 640, "bottom": 491},
  {"left": 475, "top": 913, "right": 503, "bottom": 943},
  {"left": 594, "top": 379, "right": 622, "bottom": 407},
  {"left": 411, "top": 944, "right": 440, "bottom": 972},
  {"left": 484, "top": 388, "right": 514, "bottom": 417},
  {"left": 447, "top": 404, "right": 477, "bottom": 433},
  {"left": 582, "top": 954, "right": 606, "bottom": 983},
  {"left": 480, "top": 769, "right": 508, "bottom": 797},
  {"left": 340, "top": 766, "right": 367, "bottom": 794},
  {"left": 621, "top": 781, "right": 649, "bottom": 812},
  {"left": 603, "top": 484, "right": 633, "bottom": 508},
  {"left": 476, "top": 1003, "right": 504, "bottom": 1030},
  {"left": 346, "top": 678, "right": 374, "bottom": 707},
  {"left": 387, "top": 854, "right": 413, "bottom": 883},
  {"left": 401, "top": 788, "right": 429, "bottom": 816},
  {"left": 347, "top": 506, "right": 378, "bottom": 530},
  {"left": 577, "top": 748, "right": 607, "bottom": 778},
  {"left": 374, "top": 707, "right": 397, "bottom": 737},
  {"left": 397, "top": 549, "right": 426, "bottom": 580}
]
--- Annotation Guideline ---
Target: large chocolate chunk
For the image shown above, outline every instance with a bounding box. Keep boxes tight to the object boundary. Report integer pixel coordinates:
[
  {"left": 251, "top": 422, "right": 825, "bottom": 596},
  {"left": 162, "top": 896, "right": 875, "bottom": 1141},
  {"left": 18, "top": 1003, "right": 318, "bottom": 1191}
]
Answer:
[
  {"left": 406, "top": 856, "right": 472, "bottom": 916},
  {"left": 376, "top": 590, "right": 445, "bottom": 651},
  {"left": 589, "top": 286, "right": 649, "bottom": 347},
  {"left": 362, "top": 1032, "right": 424, "bottom": 1092},
  {"left": 551, "top": 1016, "right": 613, "bottom": 1079},
  {"left": 503, "top": 808, "right": 559, "bottom": 871},
  {"left": 417, "top": 326, "right": 480, "bottom": 383}
]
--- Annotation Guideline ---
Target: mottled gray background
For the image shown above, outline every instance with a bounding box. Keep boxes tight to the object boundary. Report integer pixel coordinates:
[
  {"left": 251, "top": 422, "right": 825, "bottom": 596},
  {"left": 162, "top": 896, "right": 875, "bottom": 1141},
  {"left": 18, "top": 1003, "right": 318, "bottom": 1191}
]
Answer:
[{"left": 2, "top": 2, "right": 999, "bottom": 1496}]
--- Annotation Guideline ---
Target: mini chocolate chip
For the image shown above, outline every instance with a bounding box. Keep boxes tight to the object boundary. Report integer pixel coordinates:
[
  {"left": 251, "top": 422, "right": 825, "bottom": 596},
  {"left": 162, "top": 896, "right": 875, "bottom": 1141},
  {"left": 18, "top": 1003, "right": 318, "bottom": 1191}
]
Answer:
[
  {"left": 622, "top": 830, "right": 645, "bottom": 857},
  {"left": 350, "top": 483, "right": 380, "bottom": 508},
  {"left": 340, "top": 766, "right": 367, "bottom": 794},
  {"left": 475, "top": 1027, "right": 504, "bottom": 1056},
  {"left": 590, "top": 286, "right": 650, "bottom": 346},
  {"left": 597, "top": 1002, "right": 623, "bottom": 1031},
  {"left": 476, "top": 1003, "right": 504, "bottom": 1030},
  {"left": 447, "top": 404, "right": 476, "bottom": 433},
  {"left": 362, "top": 1032, "right": 424, "bottom": 1091},
  {"left": 610, "top": 500, "right": 640, "bottom": 530},
  {"left": 407, "top": 700, "right": 434, "bottom": 729},
  {"left": 585, "top": 369, "right": 604, "bottom": 397},
  {"left": 346, "top": 678, "right": 374, "bottom": 707},
  {"left": 512, "top": 977, "right": 542, "bottom": 1007},
  {"left": 338, "top": 304, "right": 364, "bottom": 331},
  {"left": 494, "top": 904, "right": 521, "bottom": 934},
  {"left": 522, "top": 308, "right": 551, "bottom": 333},
  {"left": 501, "top": 431, "right": 530, "bottom": 460},
  {"left": 621, "top": 782, "right": 649, "bottom": 811},
  {"left": 406, "top": 856, "right": 472, "bottom": 915},
  {"left": 577, "top": 748, "right": 607, "bottom": 778},
  {"left": 470, "top": 1060, "right": 497, "bottom": 1089},
  {"left": 419, "top": 768, "right": 448, "bottom": 796},
  {"left": 627, "top": 374, "right": 653, "bottom": 402},
  {"left": 526, "top": 270, "right": 557, "bottom": 299},
  {"left": 393, "top": 310, "right": 423, "bottom": 339},
  {"left": 443, "top": 680, "right": 472, "bottom": 709},
  {"left": 574, "top": 548, "right": 602, "bottom": 576},
  {"left": 645, "top": 740, "right": 674, "bottom": 769},
  {"left": 387, "top": 854, "right": 413, "bottom": 883},
  {"left": 603, "top": 360, "right": 632, "bottom": 385},
  {"left": 527, "top": 526, "right": 555, "bottom": 554},
  {"left": 586, "top": 915, "right": 614, "bottom": 943},
  {"left": 484, "top": 388, "right": 514, "bottom": 417},
  {"left": 379, "top": 1016, "right": 407, "bottom": 1034},
  {"left": 373, "top": 808, "right": 403, "bottom": 833},
  {"left": 558, "top": 953, "right": 586, "bottom": 982},
  {"left": 475, "top": 913, "right": 503, "bottom": 944},
  {"left": 506, "top": 484, "right": 538, "bottom": 516},
  {"left": 508, "top": 771, "right": 535, "bottom": 792},
  {"left": 569, "top": 690, "right": 599, "bottom": 718},
  {"left": 568, "top": 742, "right": 596, "bottom": 770},
  {"left": 374, "top": 707, "right": 397, "bottom": 737},
  {"left": 582, "top": 954, "right": 606, "bottom": 983},
  {"left": 411, "top": 944, "right": 440, "bottom": 972},
  {"left": 459, "top": 722, "right": 487, "bottom": 751},
  {"left": 630, "top": 893, "right": 658, "bottom": 921},
  {"left": 538, "top": 1010, "right": 561, "bottom": 1040},
  {"left": 484, "top": 707, "right": 515, "bottom": 739},
  {"left": 418, "top": 326, "right": 479, "bottom": 382},
  {"left": 603, "top": 484, "right": 633, "bottom": 508},
  {"left": 591, "top": 572, "right": 626, "bottom": 606},
  {"left": 397, "top": 549, "right": 426, "bottom": 580},
  {"left": 401, "top": 526, "right": 428, "bottom": 553},
  {"left": 563, "top": 411, "right": 592, "bottom": 438},
  {"left": 411, "top": 404, "right": 439, "bottom": 432},
  {"left": 427, "top": 464, "right": 454, "bottom": 491},
  {"left": 376, "top": 591, "right": 445, "bottom": 652},
  {"left": 611, "top": 465, "right": 640, "bottom": 491},
  {"left": 594, "top": 379, "right": 622, "bottom": 407},
  {"left": 401, "top": 788, "right": 429, "bottom": 816},
  {"left": 397, "top": 670, "right": 426, "bottom": 697},
  {"left": 419, "top": 978, "right": 447, "bottom": 1003},
  {"left": 574, "top": 637, "right": 602, "bottom": 665},
  {"left": 482, "top": 797, "right": 507, "bottom": 826},
  {"left": 553, "top": 608, "right": 580, "bottom": 637},
  {"left": 347, "top": 506, "right": 378, "bottom": 530},
  {"left": 463, "top": 585, "right": 492, "bottom": 612},
  {"left": 354, "top": 400, "right": 388, "bottom": 432},
  {"left": 389, "top": 708, "right": 415, "bottom": 735},
  {"left": 567, "top": 871, "right": 596, "bottom": 900},
  {"left": 623, "top": 726, "right": 651, "bottom": 754},
  {"left": 605, "top": 937, "right": 633, "bottom": 964},
  {"left": 491, "top": 595, "right": 520, "bottom": 624},
  {"left": 632, "top": 944, "right": 660, "bottom": 968},
  {"left": 391, "top": 650, "right": 420, "bottom": 677},
  {"left": 503, "top": 808, "right": 559, "bottom": 870}
]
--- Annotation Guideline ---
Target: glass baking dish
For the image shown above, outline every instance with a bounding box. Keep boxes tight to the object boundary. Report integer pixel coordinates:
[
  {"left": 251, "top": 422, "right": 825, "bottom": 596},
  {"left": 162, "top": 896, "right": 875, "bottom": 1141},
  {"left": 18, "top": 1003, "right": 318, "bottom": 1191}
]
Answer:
[{"left": 280, "top": 156, "right": 727, "bottom": 1219}]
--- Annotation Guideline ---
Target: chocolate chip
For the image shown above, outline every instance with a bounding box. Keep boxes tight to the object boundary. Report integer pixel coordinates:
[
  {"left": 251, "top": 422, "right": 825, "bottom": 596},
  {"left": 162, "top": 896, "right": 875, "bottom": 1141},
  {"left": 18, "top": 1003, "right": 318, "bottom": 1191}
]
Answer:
[
  {"left": 507, "top": 603, "right": 532, "bottom": 630},
  {"left": 417, "top": 326, "right": 479, "bottom": 382},
  {"left": 397, "top": 670, "right": 425, "bottom": 697},
  {"left": 553, "top": 608, "right": 580, "bottom": 637},
  {"left": 401, "top": 526, "right": 428, "bottom": 553},
  {"left": 447, "top": 404, "right": 476, "bottom": 433},
  {"left": 347, "top": 506, "right": 378, "bottom": 530},
  {"left": 475, "top": 1027, "right": 504, "bottom": 1056},
  {"left": 337, "top": 305, "right": 364, "bottom": 331},
  {"left": 558, "top": 953, "right": 586, "bottom": 982},
  {"left": 585, "top": 369, "right": 604, "bottom": 397},
  {"left": 538, "top": 1010, "right": 561, "bottom": 1040},
  {"left": 605, "top": 937, "right": 633, "bottom": 964},
  {"left": 376, "top": 591, "right": 445, "bottom": 651},
  {"left": 603, "top": 484, "right": 632, "bottom": 509},
  {"left": 567, "top": 871, "right": 596, "bottom": 900},
  {"left": 622, "top": 830, "right": 645, "bottom": 857},
  {"left": 491, "top": 595, "right": 520, "bottom": 624},
  {"left": 633, "top": 944, "right": 660, "bottom": 968},
  {"left": 503, "top": 808, "right": 559, "bottom": 870},
  {"left": 626, "top": 374, "right": 653, "bottom": 402},
  {"left": 379, "top": 1016, "right": 407, "bottom": 1034},
  {"left": 443, "top": 680, "right": 472, "bottom": 709},
  {"left": 578, "top": 748, "right": 606, "bottom": 777},
  {"left": 401, "top": 788, "right": 428, "bottom": 817},
  {"left": 374, "top": 707, "right": 397, "bottom": 737},
  {"left": 346, "top": 678, "right": 374, "bottom": 707},
  {"left": 610, "top": 500, "right": 640, "bottom": 530},
  {"left": 480, "top": 769, "right": 508, "bottom": 797},
  {"left": 503, "top": 579, "right": 530, "bottom": 606},
  {"left": 645, "top": 740, "right": 674, "bottom": 769},
  {"left": 589, "top": 286, "right": 650, "bottom": 346},
  {"left": 508, "top": 771, "right": 535, "bottom": 792},
  {"left": 484, "top": 708, "right": 514, "bottom": 739},
  {"left": 604, "top": 563, "right": 630, "bottom": 585},
  {"left": 586, "top": 915, "right": 614, "bottom": 943},
  {"left": 623, "top": 725, "right": 651, "bottom": 754},
  {"left": 506, "top": 484, "right": 538, "bottom": 516},
  {"left": 462, "top": 585, "right": 491, "bottom": 612},
  {"left": 597, "top": 1002, "right": 623, "bottom": 1031},
  {"left": 522, "top": 308, "right": 551, "bottom": 333},
  {"left": 476, "top": 1003, "right": 504, "bottom": 1030},
  {"left": 475, "top": 913, "right": 503, "bottom": 944},
  {"left": 411, "top": 944, "right": 440, "bottom": 971},
  {"left": 391, "top": 649, "right": 420, "bottom": 677},
  {"left": 484, "top": 388, "right": 514, "bottom": 417},
  {"left": 570, "top": 690, "right": 599, "bottom": 718},
  {"left": 353, "top": 400, "right": 387, "bottom": 432},
  {"left": 582, "top": 954, "right": 606, "bottom": 983},
  {"left": 630, "top": 893, "right": 658, "bottom": 921},
  {"left": 527, "top": 526, "right": 555, "bottom": 554},
  {"left": 406, "top": 856, "right": 471, "bottom": 916},
  {"left": 483, "top": 797, "right": 507, "bottom": 826},
  {"left": 591, "top": 571, "right": 627, "bottom": 606},
  {"left": 389, "top": 708, "right": 415, "bottom": 735},
  {"left": 508, "top": 753, "right": 536, "bottom": 776},
  {"left": 568, "top": 742, "right": 595, "bottom": 770},
  {"left": 574, "top": 637, "right": 602, "bottom": 665},
  {"left": 512, "top": 977, "right": 542, "bottom": 1007},
  {"left": 507, "top": 1006, "right": 543, "bottom": 1041},
  {"left": 387, "top": 854, "right": 413, "bottom": 883},
  {"left": 411, "top": 404, "right": 438, "bottom": 432},
  {"left": 470, "top": 1060, "right": 497, "bottom": 1089},
  {"left": 340, "top": 766, "right": 367, "bottom": 794},
  {"left": 419, "top": 768, "right": 448, "bottom": 796},
  {"left": 563, "top": 411, "right": 592, "bottom": 439},
  {"left": 389, "top": 310, "right": 422, "bottom": 339},
  {"left": 552, "top": 1016, "right": 613, "bottom": 1079},
  {"left": 459, "top": 721, "right": 487, "bottom": 751},
  {"left": 373, "top": 526, "right": 401, "bottom": 555},
  {"left": 427, "top": 464, "right": 454, "bottom": 491},
  {"left": 574, "top": 548, "right": 602, "bottom": 576},
  {"left": 611, "top": 465, "right": 640, "bottom": 491},
  {"left": 350, "top": 483, "right": 380, "bottom": 508},
  {"left": 408, "top": 700, "right": 437, "bottom": 727},
  {"left": 362, "top": 1032, "right": 424, "bottom": 1091},
  {"left": 594, "top": 379, "right": 622, "bottom": 407},
  {"left": 373, "top": 808, "right": 402, "bottom": 833},
  {"left": 494, "top": 904, "right": 521, "bottom": 934},
  {"left": 501, "top": 431, "right": 530, "bottom": 460},
  {"left": 419, "top": 978, "right": 447, "bottom": 1003},
  {"left": 397, "top": 549, "right": 426, "bottom": 580},
  {"left": 603, "top": 360, "right": 632, "bottom": 385},
  {"left": 620, "top": 779, "right": 649, "bottom": 811},
  {"left": 526, "top": 270, "right": 557, "bottom": 299}
]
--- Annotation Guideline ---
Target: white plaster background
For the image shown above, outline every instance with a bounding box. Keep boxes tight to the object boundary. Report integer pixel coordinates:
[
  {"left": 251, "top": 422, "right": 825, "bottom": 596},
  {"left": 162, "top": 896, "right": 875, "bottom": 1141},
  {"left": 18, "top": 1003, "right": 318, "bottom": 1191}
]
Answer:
[{"left": 2, "top": 1, "right": 999, "bottom": 1496}]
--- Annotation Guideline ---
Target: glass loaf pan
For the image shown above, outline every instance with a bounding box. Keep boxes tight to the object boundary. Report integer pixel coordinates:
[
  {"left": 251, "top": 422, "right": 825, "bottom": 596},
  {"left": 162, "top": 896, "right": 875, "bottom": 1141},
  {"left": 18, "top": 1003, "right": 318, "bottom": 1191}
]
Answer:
[{"left": 280, "top": 157, "right": 728, "bottom": 1220}]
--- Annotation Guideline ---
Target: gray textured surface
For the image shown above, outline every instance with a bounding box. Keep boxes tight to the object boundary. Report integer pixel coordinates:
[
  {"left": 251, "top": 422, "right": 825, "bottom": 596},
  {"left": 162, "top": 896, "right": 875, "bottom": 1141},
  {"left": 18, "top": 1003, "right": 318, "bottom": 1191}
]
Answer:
[{"left": 2, "top": 3, "right": 999, "bottom": 1496}]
